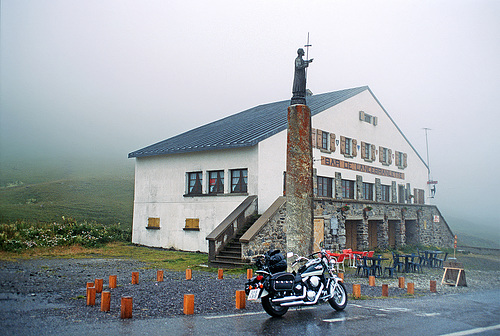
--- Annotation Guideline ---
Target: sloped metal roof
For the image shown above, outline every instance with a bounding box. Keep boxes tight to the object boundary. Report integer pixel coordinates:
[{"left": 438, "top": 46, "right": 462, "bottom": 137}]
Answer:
[{"left": 128, "top": 86, "right": 369, "bottom": 158}]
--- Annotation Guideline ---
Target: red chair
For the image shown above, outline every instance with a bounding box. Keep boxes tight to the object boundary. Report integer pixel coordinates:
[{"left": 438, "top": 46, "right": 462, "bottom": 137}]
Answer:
[
  {"left": 330, "top": 254, "right": 346, "bottom": 273},
  {"left": 367, "top": 251, "right": 374, "bottom": 258}
]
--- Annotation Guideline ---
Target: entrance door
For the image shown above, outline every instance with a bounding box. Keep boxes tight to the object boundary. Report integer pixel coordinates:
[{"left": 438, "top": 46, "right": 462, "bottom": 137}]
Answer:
[
  {"left": 345, "top": 220, "right": 357, "bottom": 249},
  {"left": 368, "top": 221, "right": 378, "bottom": 249},
  {"left": 313, "top": 218, "right": 324, "bottom": 251}
]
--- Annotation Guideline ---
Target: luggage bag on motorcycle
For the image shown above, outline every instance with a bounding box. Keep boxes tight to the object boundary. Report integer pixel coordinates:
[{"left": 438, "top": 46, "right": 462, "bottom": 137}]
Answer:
[
  {"left": 269, "top": 272, "right": 295, "bottom": 291},
  {"left": 265, "top": 250, "right": 287, "bottom": 273}
]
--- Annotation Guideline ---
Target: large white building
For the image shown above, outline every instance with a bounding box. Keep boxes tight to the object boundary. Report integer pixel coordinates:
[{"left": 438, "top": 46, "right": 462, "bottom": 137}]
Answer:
[{"left": 129, "top": 86, "right": 453, "bottom": 263}]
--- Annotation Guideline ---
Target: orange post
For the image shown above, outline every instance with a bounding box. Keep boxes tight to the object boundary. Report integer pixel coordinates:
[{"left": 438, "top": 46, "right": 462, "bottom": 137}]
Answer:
[
  {"left": 86, "top": 286, "right": 96, "bottom": 306},
  {"left": 218, "top": 269, "right": 223, "bottom": 280},
  {"left": 157, "top": 270, "right": 164, "bottom": 282},
  {"left": 369, "top": 275, "right": 375, "bottom": 287},
  {"left": 94, "top": 279, "right": 103, "bottom": 293},
  {"left": 186, "top": 268, "right": 192, "bottom": 280},
  {"left": 398, "top": 277, "right": 405, "bottom": 289},
  {"left": 86, "top": 282, "right": 94, "bottom": 288},
  {"left": 430, "top": 280, "right": 437, "bottom": 293},
  {"left": 235, "top": 290, "right": 246, "bottom": 309},
  {"left": 353, "top": 284, "right": 361, "bottom": 299},
  {"left": 120, "top": 296, "right": 133, "bottom": 319},
  {"left": 247, "top": 269, "right": 253, "bottom": 279},
  {"left": 183, "top": 294, "right": 194, "bottom": 315},
  {"left": 382, "top": 284, "right": 389, "bottom": 297},
  {"left": 101, "top": 291, "right": 110, "bottom": 311},
  {"left": 407, "top": 282, "right": 414, "bottom": 295},
  {"left": 109, "top": 275, "right": 117, "bottom": 289},
  {"left": 338, "top": 273, "right": 344, "bottom": 281},
  {"left": 131, "top": 272, "right": 139, "bottom": 285}
]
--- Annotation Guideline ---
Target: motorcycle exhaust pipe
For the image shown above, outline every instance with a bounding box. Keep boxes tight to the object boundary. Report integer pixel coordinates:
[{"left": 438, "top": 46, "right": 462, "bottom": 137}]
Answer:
[
  {"left": 271, "top": 287, "right": 306, "bottom": 303},
  {"left": 280, "top": 284, "right": 324, "bottom": 307}
]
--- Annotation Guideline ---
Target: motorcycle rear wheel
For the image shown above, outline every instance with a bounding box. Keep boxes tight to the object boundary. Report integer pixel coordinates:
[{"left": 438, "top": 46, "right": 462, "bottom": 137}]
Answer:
[
  {"left": 262, "top": 295, "right": 289, "bottom": 317},
  {"left": 328, "top": 281, "right": 348, "bottom": 311}
]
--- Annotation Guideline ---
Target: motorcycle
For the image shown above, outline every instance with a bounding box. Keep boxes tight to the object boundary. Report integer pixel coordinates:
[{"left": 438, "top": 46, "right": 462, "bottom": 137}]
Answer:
[{"left": 244, "top": 249, "right": 347, "bottom": 317}]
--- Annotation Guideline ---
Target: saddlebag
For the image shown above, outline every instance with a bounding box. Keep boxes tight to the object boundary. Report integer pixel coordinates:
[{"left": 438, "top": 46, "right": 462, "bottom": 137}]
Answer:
[{"left": 269, "top": 272, "right": 295, "bottom": 291}]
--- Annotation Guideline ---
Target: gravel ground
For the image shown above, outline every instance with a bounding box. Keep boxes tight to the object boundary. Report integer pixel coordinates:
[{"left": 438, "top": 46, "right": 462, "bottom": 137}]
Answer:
[{"left": 0, "top": 254, "right": 499, "bottom": 322}]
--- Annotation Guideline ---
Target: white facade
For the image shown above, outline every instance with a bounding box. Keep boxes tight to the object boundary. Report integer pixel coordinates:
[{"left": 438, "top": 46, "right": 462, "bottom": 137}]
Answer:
[{"left": 130, "top": 88, "right": 429, "bottom": 252}]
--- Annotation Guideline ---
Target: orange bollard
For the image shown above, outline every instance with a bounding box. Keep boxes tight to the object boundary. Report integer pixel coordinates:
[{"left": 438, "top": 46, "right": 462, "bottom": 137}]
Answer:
[
  {"left": 86, "top": 286, "right": 96, "bottom": 306},
  {"left": 109, "top": 275, "right": 117, "bottom": 289},
  {"left": 235, "top": 290, "right": 246, "bottom": 309},
  {"left": 407, "top": 282, "right": 414, "bottom": 295},
  {"left": 353, "top": 284, "right": 361, "bottom": 299},
  {"left": 183, "top": 294, "right": 194, "bottom": 315},
  {"left": 369, "top": 275, "right": 375, "bottom": 287},
  {"left": 398, "top": 277, "right": 405, "bottom": 289},
  {"left": 86, "top": 282, "right": 94, "bottom": 288},
  {"left": 430, "top": 280, "right": 437, "bottom": 293},
  {"left": 186, "top": 268, "right": 192, "bottom": 280},
  {"left": 131, "top": 272, "right": 139, "bottom": 285},
  {"left": 247, "top": 269, "right": 253, "bottom": 279},
  {"left": 120, "top": 296, "right": 133, "bottom": 319},
  {"left": 101, "top": 291, "right": 110, "bottom": 311},
  {"left": 382, "top": 284, "right": 389, "bottom": 297},
  {"left": 157, "top": 270, "right": 164, "bottom": 282},
  {"left": 95, "top": 278, "right": 103, "bottom": 293},
  {"left": 338, "top": 273, "right": 344, "bottom": 281},
  {"left": 218, "top": 269, "right": 223, "bottom": 280}
]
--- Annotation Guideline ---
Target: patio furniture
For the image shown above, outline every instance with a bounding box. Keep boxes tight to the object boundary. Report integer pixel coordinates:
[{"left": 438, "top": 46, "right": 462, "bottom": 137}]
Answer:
[
  {"left": 435, "top": 252, "right": 448, "bottom": 268},
  {"left": 392, "top": 252, "right": 405, "bottom": 272}
]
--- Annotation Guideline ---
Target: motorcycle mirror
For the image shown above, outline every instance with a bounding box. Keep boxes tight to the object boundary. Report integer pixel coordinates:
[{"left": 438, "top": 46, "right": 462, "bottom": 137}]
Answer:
[{"left": 286, "top": 252, "right": 294, "bottom": 258}]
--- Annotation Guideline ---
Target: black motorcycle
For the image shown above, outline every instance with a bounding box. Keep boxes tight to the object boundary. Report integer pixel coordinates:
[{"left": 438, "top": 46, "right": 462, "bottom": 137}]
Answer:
[{"left": 244, "top": 249, "right": 347, "bottom": 317}]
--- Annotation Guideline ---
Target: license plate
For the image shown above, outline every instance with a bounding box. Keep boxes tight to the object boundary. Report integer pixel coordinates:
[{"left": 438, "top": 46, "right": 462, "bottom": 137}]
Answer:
[{"left": 248, "top": 288, "right": 260, "bottom": 301}]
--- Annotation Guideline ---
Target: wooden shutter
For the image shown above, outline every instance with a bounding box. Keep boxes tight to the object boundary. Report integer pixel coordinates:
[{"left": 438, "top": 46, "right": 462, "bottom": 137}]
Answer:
[
  {"left": 340, "top": 136, "right": 346, "bottom": 154},
  {"left": 330, "top": 133, "right": 336, "bottom": 152},
  {"left": 371, "top": 145, "right": 376, "bottom": 162},
  {"left": 359, "top": 111, "right": 365, "bottom": 121},
  {"left": 379, "top": 146, "right": 384, "bottom": 163},
  {"left": 185, "top": 218, "right": 199, "bottom": 229},
  {"left": 312, "top": 128, "right": 317, "bottom": 148},
  {"left": 352, "top": 139, "right": 357, "bottom": 157},
  {"left": 388, "top": 149, "right": 393, "bottom": 165},
  {"left": 361, "top": 142, "right": 366, "bottom": 159},
  {"left": 317, "top": 129, "right": 323, "bottom": 149},
  {"left": 373, "top": 116, "right": 378, "bottom": 126},
  {"left": 403, "top": 153, "right": 408, "bottom": 168},
  {"left": 148, "top": 217, "right": 160, "bottom": 228},
  {"left": 395, "top": 151, "right": 401, "bottom": 167}
]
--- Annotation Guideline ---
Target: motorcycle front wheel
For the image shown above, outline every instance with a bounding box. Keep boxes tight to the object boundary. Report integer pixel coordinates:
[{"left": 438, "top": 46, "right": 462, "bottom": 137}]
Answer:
[
  {"left": 262, "top": 295, "right": 289, "bottom": 317},
  {"left": 328, "top": 281, "right": 348, "bottom": 311}
]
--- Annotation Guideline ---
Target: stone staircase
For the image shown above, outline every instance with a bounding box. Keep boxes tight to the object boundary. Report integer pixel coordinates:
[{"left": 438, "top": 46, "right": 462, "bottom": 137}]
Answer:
[{"left": 210, "top": 219, "right": 255, "bottom": 268}]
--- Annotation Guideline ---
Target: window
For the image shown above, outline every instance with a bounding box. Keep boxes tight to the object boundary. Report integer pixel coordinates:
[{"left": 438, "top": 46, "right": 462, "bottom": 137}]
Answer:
[
  {"left": 398, "top": 185, "right": 406, "bottom": 203},
  {"left": 361, "top": 142, "right": 375, "bottom": 162},
  {"left": 341, "top": 136, "right": 357, "bottom": 157},
  {"left": 381, "top": 185, "right": 391, "bottom": 202},
  {"left": 231, "top": 169, "right": 248, "bottom": 193},
  {"left": 188, "top": 172, "right": 202, "bottom": 194},
  {"left": 322, "top": 131, "right": 329, "bottom": 150},
  {"left": 184, "top": 218, "right": 200, "bottom": 231},
  {"left": 395, "top": 151, "right": 407, "bottom": 169},
  {"left": 363, "top": 182, "right": 374, "bottom": 201},
  {"left": 379, "top": 146, "right": 392, "bottom": 165},
  {"left": 208, "top": 170, "right": 224, "bottom": 194},
  {"left": 312, "top": 128, "right": 336, "bottom": 152},
  {"left": 414, "top": 188, "right": 425, "bottom": 204},
  {"left": 317, "top": 176, "right": 333, "bottom": 197},
  {"left": 359, "top": 111, "right": 378, "bottom": 125},
  {"left": 147, "top": 217, "right": 160, "bottom": 229},
  {"left": 341, "top": 179, "right": 355, "bottom": 199}
]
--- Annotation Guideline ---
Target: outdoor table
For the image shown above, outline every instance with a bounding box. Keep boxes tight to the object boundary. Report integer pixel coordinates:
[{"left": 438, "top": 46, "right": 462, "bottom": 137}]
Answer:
[
  {"left": 360, "top": 256, "right": 388, "bottom": 277},
  {"left": 400, "top": 254, "right": 419, "bottom": 273},
  {"left": 425, "top": 250, "right": 443, "bottom": 267}
]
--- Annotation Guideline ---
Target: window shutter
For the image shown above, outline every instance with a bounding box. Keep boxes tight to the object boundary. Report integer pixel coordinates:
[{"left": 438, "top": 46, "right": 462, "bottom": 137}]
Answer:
[
  {"left": 352, "top": 139, "right": 357, "bottom": 157},
  {"left": 371, "top": 145, "right": 376, "bottom": 162},
  {"left": 312, "top": 128, "right": 317, "bottom": 148},
  {"left": 361, "top": 142, "right": 366, "bottom": 159},
  {"left": 395, "top": 151, "right": 400, "bottom": 167},
  {"left": 373, "top": 116, "right": 378, "bottom": 126},
  {"left": 330, "top": 133, "right": 336, "bottom": 152},
  {"left": 403, "top": 153, "right": 408, "bottom": 168},
  {"left": 359, "top": 111, "right": 365, "bottom": 121},
  {"left": 388, "top": 149, "right": 393, "bottom": 165},
  {"left": 317, "top": 129, "right": 323, "bottom": 149},
  {"left": 379, "top": 146, "right": 384, "bottom": 163},
  {"left": 340, "top": 136, "right": 346, "bottom": 154}
]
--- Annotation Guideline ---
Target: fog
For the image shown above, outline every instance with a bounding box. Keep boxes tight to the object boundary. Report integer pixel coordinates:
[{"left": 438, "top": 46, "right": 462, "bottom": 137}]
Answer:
[{"left": 1, "top": 1, "right": 499, "bottom": 239}]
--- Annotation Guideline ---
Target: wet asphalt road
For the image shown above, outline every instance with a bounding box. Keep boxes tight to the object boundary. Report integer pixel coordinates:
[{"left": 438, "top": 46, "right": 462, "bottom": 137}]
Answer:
[{"left": 1, "top": 289, "right": 499, "bottom": 335}]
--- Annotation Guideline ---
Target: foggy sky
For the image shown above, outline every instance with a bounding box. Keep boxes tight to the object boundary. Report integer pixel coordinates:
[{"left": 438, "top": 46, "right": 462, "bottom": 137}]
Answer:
[{"left": 1, "top": 0, "right": 499, "bottom": 232}]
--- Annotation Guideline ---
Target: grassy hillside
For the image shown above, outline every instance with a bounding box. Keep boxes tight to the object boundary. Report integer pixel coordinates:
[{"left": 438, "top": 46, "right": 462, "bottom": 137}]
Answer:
[{"left": 0, "top": 158, "right": 134, "bottom": 228}]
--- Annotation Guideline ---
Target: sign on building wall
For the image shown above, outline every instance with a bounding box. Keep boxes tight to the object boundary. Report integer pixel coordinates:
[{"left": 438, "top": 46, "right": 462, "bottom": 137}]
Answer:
[
  {"left": 433, "top": 215, "right": 440, "bottom": 223},
  {"left": 321, "top": 156, "right": 405, "bottom": 179}
]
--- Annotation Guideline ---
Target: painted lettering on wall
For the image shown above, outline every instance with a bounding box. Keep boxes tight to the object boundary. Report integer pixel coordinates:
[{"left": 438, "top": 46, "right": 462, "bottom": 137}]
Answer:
[{"left": 321, "top": 156, "right": 405, "bottom": 180}]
